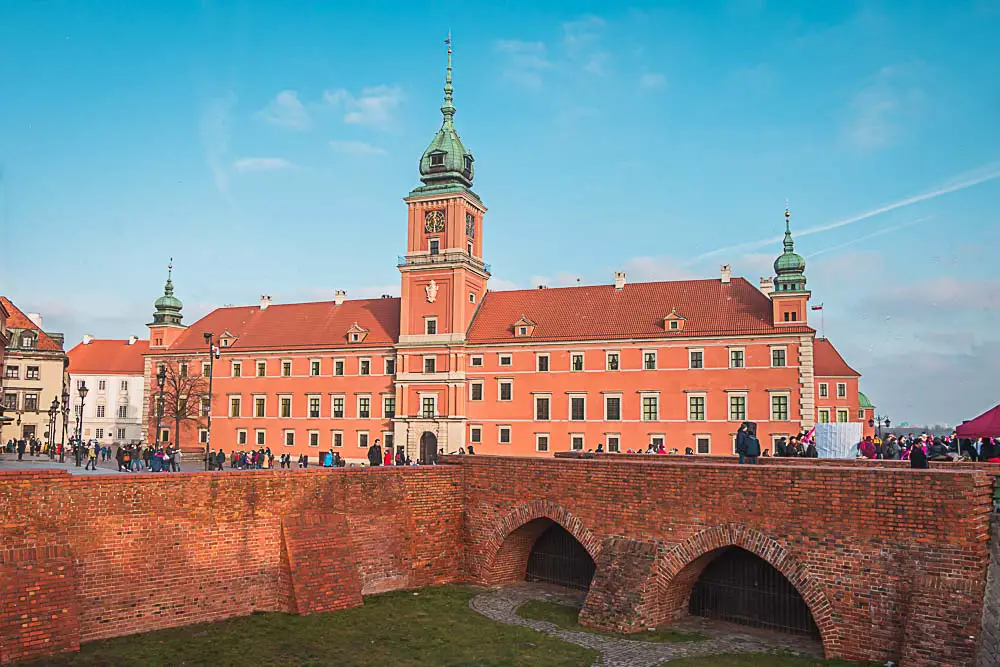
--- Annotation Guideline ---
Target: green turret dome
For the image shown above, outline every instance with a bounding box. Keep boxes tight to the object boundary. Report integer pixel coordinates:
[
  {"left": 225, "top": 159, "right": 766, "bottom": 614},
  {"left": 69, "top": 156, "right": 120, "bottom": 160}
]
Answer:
[
  {"left": 411, "top": 37, "right": 477, "bottom": 198},
  {"left": 149, "top": 260, "right": 184, "bottom": 327},
  {"left": 773, "top": 208, "right": 807, "bottom": 292}
]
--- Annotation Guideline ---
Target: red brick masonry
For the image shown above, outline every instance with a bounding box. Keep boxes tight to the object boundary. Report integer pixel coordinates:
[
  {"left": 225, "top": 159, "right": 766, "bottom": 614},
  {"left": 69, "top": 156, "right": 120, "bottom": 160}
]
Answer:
[{"left": 0, "top": 457, "right": 994, "bottom": 666}]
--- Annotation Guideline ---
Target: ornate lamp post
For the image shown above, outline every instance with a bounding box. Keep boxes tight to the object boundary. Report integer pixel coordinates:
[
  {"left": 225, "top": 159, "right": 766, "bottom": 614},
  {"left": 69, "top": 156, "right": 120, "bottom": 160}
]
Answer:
[
  {"left": 155, "top": 366, "right": 166, "bottom": 448},
  {"left": 869, "top": 415, "right": 891, "bottom": 438},
  {"left": 203, "top": 332, "right": 220, "bottom": 471},
  {"left": 47, "top": 398, "right": 59, "bottom": 459},
  {"left": 60, "top": 388, "right": 70, "bottom": 463},
  {"left": 75, "top": 381, "right": 88, "bottom": 466}
]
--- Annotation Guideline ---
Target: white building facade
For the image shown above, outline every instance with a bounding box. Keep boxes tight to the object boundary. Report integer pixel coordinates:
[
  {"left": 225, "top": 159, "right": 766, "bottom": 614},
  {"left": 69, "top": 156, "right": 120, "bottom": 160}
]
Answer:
[{"left": 67, "top": 336, "right": 148, "bottom": 444}]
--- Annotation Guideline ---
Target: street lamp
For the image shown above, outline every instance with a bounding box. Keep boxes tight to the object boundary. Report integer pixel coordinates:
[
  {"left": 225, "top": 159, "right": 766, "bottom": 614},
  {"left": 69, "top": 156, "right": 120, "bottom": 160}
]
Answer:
[
  {"left": 868, "top": 415, "right": 891, "bottom": 438},
  {"left": 203, "top": 332, "right": 220, "bottom": 471},
  {"left": 76, "top": 381, "right": 88, "bottom": 467},
  {"left": 60, "top": 388, "right": 70, "bottom": 462},
  {"left": 47, "top": 397, "right": 59, "bottom": 459},
  {"left": 155, "top": 366, "right": 166, "bottom": 450}
]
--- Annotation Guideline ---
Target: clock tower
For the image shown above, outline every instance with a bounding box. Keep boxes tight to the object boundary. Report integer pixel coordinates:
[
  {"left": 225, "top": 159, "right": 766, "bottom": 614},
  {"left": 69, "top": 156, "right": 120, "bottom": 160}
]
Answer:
[{"left": 395, "top": 37, "right": 489, "bottom": 460}]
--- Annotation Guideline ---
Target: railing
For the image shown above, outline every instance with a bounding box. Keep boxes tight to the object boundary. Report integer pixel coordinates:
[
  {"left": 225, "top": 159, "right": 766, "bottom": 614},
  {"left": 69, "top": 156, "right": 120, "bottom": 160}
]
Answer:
[{"left": 397, "top": 252, "right": 491, "bottom": 274}]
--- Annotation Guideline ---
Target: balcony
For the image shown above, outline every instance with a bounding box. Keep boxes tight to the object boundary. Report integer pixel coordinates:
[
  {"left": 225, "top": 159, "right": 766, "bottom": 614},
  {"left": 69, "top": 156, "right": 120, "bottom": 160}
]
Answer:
[{"left": 398, "top": 252, "right": 490, "bottom": 275}]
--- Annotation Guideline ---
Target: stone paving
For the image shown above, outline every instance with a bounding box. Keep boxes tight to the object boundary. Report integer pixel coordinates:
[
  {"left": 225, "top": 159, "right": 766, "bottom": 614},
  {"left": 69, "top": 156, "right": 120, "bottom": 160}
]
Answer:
[{"left": 470, "top": 583, "right": 823, "bottom": 667}]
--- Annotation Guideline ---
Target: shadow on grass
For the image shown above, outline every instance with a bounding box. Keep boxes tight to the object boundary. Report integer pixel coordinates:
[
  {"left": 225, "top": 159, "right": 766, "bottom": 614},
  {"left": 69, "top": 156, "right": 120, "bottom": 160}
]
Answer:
[
  {"left": 516, "top": 599, "right": 705, "bottom": 643},
  {"left": 24, "top": 585, "right": 597, "bottom": 667}
]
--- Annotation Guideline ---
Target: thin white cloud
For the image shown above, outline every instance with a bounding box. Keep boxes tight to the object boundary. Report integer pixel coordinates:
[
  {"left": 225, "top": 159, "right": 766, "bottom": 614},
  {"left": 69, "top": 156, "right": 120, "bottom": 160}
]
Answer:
[
  {"left": 329, "top": 140, "right": 387, "bottom": 156},
  {"left": 687, "top": 160, "right": 1000, "bottom": 263},
  {"left": 231, "top": 157, "right": 295, "bottom": 173},
  {"left": 639, "top": 73, "right": 666, "bottom": 90},
  {"left": 199, "top": 93, "right": 237, "bottom": 197},
  {"left": 807, "top": 216, "right": 934, "bottom": 258},
  {"left": 324, "top": 86, "right": 403, "bottom": 128},
  {"left": 841, "top": 65, "right": 923, "bottom": 152},
  {"left": 562, "top": 15, "right": 608, "bottom": 75},
  {"left": 494, "top": 40, "right": 552, "bottom": 88},
  {"left": 259, "top": 90, "right": 311, "bottom": 130}
]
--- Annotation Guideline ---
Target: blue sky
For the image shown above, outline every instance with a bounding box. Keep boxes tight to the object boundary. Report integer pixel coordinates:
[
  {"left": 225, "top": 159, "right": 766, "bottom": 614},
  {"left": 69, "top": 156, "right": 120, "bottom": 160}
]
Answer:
[{"left": 1, "top": 1, "right": 998, "bottom": 425}]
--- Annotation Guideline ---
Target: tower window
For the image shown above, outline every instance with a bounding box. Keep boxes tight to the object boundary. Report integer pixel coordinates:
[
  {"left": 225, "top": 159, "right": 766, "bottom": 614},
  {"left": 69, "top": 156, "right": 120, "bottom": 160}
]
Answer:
[
  {"left": 464, "top": 156, "right": 472, "bottom": 173},
  {"left": 429, "top": 238, "right": 440, "bottom": 255},
  {"left": 430, "top": 153, "right": 445, "bottom": 166}
]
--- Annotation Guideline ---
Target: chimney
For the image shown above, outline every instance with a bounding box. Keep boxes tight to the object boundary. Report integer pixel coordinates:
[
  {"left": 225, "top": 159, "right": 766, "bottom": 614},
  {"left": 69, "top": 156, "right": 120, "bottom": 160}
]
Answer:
[
  {"left": 614, "top": 271, "right": 626, "bottom": 290},
  {"left": 260, "top": 295, "right": 272, "bottom": 310},
  {"left": 82, "top": 334, "right": 94, "bottom": 345},
  {"left": 759, "top": 277, "right": 774, "bottom": 296},
  {"left": 27, "top": 312, "right": 43, "bottom": 329},
  {"left": 720, "top": 265, "right": 732, "bottom": 284},
  {"left": 334, "top": 290, "right": 346, "bottom": 306},
  {"left": 127, "top": 335, "right": 138, "bottom": 345}
]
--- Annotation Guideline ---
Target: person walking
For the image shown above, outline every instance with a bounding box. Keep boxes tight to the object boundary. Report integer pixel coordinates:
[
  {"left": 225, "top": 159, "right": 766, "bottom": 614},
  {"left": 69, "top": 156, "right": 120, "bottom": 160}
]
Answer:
[
  {"left": 383, "top": 446, "right": 393, "bottom": 466},
  {"left": 16, "top": 438, "right": 26, "bottom": 461},
  {"left": 172, "top": 447, "right": 182, "bottom": 472},
  {"left": 85, "top": 441, "right": 98, "bottom": 470}
]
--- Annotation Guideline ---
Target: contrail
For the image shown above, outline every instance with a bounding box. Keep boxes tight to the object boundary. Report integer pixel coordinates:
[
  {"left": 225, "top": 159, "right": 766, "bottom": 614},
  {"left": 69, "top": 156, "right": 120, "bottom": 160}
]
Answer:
[
  {"left": 685, "top": 160, "right": 1000, "bottom": 264},
  {"left": 806, "top": 215, "right": 934, "bottom": 258}
]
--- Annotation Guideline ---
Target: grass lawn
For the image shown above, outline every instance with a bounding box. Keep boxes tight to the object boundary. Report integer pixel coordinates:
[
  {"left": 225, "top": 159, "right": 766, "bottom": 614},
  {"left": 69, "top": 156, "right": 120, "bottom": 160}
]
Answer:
[
  {"left": 517, "top": 598, "right": 705, "bottom": 643},
  {"left": 27, "top": 585, "right": 597, "bottom": 667}
]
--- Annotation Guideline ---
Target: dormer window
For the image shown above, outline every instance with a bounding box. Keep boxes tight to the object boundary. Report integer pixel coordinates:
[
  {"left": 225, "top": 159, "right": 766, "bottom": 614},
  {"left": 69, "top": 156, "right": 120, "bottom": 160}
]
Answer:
[
  {"left": 346, "top": 322, "right": 369, "bottom": 343},
  {"left": 670, "top": 320, "right": 679, "bottom": 330},
  {"left": 20, "top": 334, "right": 34, "bottom": 349},
  {"left": 463, "top": 155, "right": 473, "bottom": 174},
  {"left": 663, "top": 309, "right": 687, "bottom": 332},
  {"left": 430, "top": 152, "right": 445, "bottom": 167},
  {"left": 512, "top": 315, "right": 536, "bottom": 338}
]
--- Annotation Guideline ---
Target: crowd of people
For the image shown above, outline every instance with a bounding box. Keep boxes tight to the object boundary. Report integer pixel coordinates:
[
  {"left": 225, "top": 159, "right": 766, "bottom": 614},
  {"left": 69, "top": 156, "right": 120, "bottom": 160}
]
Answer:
[
  {"left": 856, "top": 433, "right": 1000, "bottom": 468},
  {"left": 4, "top": 437, "right": 62, "bottom": 461}
]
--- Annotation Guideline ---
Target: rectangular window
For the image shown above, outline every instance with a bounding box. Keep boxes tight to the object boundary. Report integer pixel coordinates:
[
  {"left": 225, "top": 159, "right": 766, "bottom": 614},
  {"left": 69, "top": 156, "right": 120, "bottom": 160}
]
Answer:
[
  {"left": 159, "top": 428, "right": 169, "bottom": 443},
  {"left": 772, "top": 395, "right": 789, "bottom": 421},
  {"left": 837, "top": 383, "right": 847, "bottom": 398},
  {"left": 818, "top": 409, "right": 830, "bottom": 424},
  {"left": 255, "top": 397, "right": 266, "bottom": 417},
  {"left": 383, "top": 396, "right": 396, "bottom": 419},
  {"left": 358, "top": 431, "right": 369, "bottom": 449},
  {"left": 232, "top": 361, "right": 242, "bottom": 377},
  {"left": 385, "top": 432, "right": 394, "bottom": 450},
  {"left": 729, "top": 349, "right": 744, "bottom": 368},
  {"left": 729, "top": 395, "right": 747, "bottom": 421},
  {"left": 688, "top": 395, "right": 706, "bottom": 421},
  {"left": 358, "top": 396, "right": 371, "bottom": 419},
  {"left": 470, "top": 426, "right": 482, "bottom": 443},
  {"left": 309, "top": 431, "right": 320, "bottom": 447},
  {"left": 202, "top": 362, "right": 211, "bottom": 377},
  {"left": 201, "top": 396, "right": 210, "bottom": 416},
  {"left": 280, "top": 397, "right": 292, "bottom": 418},
  {"left": 425, "top": 318, "right": 437, "bottom": 335},
  {"left": 96, "top": 405, "right": 106, "bottom": 418},
  {"left": 536, "top": 434, "right": 549, "bottom": 452},
  {"left": 499, "top": 354, "right": 512, "bottom": 367},
  {"left": 607, "top": 435, "right": 620, "bottom": 453},
  {"left": 237, "top": 429, "right": 248, "bottom": 446},
  {"left": 360, "top": 359, "right": 371, "bottom": 376},
  {"left": 334, "top": 359, "right": 345, "bottom": 376},
  {"left": 423, "top": 356, "right": 436, "bottom": 373},
  {"left": 570, "top": 396, "right": 586, "bottom": 421},
  {"left": 429, "top": 238, "right": 440, "bottom": 255},
  {"left": 95, "top": 428, "right": 104, "bottom": 439},
  {"left": 499, "top": 380, "right": 513, "bottom": 401},
  {"left": 332, "top": 396, "right": 344, "bottom": 418},
  {"left": 422, "top": 397, "right": 435, "bottom": 418},
  {"left": 25, "top": 366, "right": 40, "bottom": 380},
  {"left": 469, "top": 355, "right": 483, "bottom": 367},
  {"left": 837, "top": 409, "right": 849, "bottom": 423},
  {"left": 643, "top": 352, "right": 656, "bottom": 370},
  {"left": 606, "top": 352, "right": 620, "bottom": 371},
  {"left": 179, "top": 365, "right": 187, "bottom": 378},
  {"left": 696, "top": 436, "right": 711, "bottom": 455},
  {"left": 256, "top": 430, "right": 266, "bottom": 446},
  {"left": 819, "top": 383, "right": 828, "bottom": 398},
  {"left": 120, "top": 380, "right": 128, "bottom": 391},
  {"left": 571, "top": 435, "right": 584, "bottom": 451},
  {"left": 642, "top": 396, "right": 658, "bottom": 421},
  {"left": 4, "top": 366, "right": 18, "bottom": 379},
  {"left": 309, "top": 396, "right": 321, "bottom": 418},
  {"left": 498, "top": 426, "right": 511, "bottom": 444},
  {"left": 605, "top": 396, "right": 621, "bottom": 420},
  {"left": 284, "top": 430, "right": 295, "bottom": 447},
  {"left": 689, "top": 350, "right": 704, "bottom": 369},
  {"left": 771, "top": 348, "right": 787, "bottom": 368},
  {"left": 118, "top": 405, "right": 128, "bottom": 419},
  {"left": 536, "top": 354, "right": 549, "bottom": 372},
  {"left": 858, "top": 409, "right": 865, "bottom": 420},
  {"left": 650, "top": 435, "right": 664, "bottom": 449},
  {"left": 229, "top": 397, "right": 241, "bottom": 417},
  {"left": 385, "top": 358, "right": 396, "bottom": 375},
  {"left": 257, "top": 361, "right": 266, "bottom": 377},
  {"left": 571, "top": 353, "right": 584, "bottom": 372},
  {"left": 3, "top": 393, "right": 17, "bottom": 409},
  {"left": 535, "top": 396, "right": 550, "bottom": 421},
  {"left": 332, "top": 431, "right": 343, "bottom": 448},
  {"left": 117, "top": 428, "right": 126, "bottom": 439},
  {"left": 98, "top": 380, "right": 107, "bottom": 391},
  {"left": 470, "top": 382, "right": 483, "bottom": 401},
  {"left": 310, "top": 360, "right": 321, "bottom": 376},
  {"left": 281, "top": 361, "right": 292, "bottom": 377}
]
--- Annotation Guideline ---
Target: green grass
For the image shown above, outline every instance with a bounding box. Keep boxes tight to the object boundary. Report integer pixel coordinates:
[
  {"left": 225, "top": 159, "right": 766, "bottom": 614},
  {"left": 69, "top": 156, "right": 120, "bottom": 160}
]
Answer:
[
  {"left": 26, "top": 585, "right": 597, "bottom": 667},
  {"left": 516, "top": 598, "right": 705, "bottom": 643},
  {"left": 665, "top": 652, "right": 870, "bottom": 666}
]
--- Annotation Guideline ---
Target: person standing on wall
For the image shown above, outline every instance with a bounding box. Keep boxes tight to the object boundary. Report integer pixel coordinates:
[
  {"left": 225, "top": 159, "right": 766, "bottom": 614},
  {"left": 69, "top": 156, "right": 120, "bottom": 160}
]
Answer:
[
  {"left": 743, "top": 423, "right": 761, "bottom": 465},
  {"left": 85, "top": 440, "right": 98, "bottom": 470},
  {"left": 367, "top": 438, "right": 382, "bottom": 467},
  {"left": 735, "top": 423, "right": 749, "bottom": 464}
]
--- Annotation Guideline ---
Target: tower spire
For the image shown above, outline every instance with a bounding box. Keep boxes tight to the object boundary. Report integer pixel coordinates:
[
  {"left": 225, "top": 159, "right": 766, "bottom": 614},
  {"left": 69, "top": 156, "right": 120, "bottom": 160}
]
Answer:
[
  {"left": 783, "top": 204, "right": 794, "bottom": 252},
  {"left": 442, "top": 32, "right": 455, "bottom": 126}
]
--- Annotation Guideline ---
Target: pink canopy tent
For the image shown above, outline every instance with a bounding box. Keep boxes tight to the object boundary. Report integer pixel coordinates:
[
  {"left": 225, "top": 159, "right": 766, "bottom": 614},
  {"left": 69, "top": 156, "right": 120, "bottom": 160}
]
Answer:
[{"left": 956, "top": 404, "right": 1000, "bottom": 438}]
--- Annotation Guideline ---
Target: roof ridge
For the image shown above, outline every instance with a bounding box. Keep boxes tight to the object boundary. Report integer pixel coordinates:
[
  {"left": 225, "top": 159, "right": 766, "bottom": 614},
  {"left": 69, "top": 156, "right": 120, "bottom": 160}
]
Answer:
[
  {"left": 0, "top": 296, "right": 61, "bottom": 350},
  {"left": 215, "top": 296, "right": 402, "bottom": 311},
  {"left": 489, "top": 276, "right": 747, "bottom": 295}
]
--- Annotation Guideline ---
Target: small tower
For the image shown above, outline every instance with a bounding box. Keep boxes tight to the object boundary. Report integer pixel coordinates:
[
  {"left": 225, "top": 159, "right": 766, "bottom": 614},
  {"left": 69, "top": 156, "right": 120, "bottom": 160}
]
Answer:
[
  {"left": 148, "top": 259, "right": 186, "bottom": 348},
  {"left": 770, "top": 207, "right": 810, "bottom": 326}
]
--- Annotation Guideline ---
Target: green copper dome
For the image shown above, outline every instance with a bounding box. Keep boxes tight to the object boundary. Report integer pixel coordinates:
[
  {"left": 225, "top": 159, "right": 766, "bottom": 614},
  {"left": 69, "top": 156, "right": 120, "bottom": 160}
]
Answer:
[
  {"left": 149, "top": 260, "right": 184, "bottom": 327},
  {"left": 410, "top": 37, "right": 477, "bottom": 198},
  {"left": 773, "top": 209, "right": 807, "bottom": 292}
]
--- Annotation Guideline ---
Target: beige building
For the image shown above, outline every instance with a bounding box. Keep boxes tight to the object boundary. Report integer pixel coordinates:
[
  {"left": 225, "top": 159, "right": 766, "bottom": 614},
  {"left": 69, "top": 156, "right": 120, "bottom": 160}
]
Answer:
[{"left": 0, "top": 297, "right": 69, "bottom": 445}]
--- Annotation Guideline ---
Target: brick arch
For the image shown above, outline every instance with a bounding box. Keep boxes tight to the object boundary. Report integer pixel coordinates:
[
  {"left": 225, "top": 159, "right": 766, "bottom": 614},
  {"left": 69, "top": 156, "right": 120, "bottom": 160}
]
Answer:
[
  {"left": 657, "top": 524, "right": 840, "bottom": 654},
  {"left": 477, "top": 500, "right": 601, "bottom": 585}
]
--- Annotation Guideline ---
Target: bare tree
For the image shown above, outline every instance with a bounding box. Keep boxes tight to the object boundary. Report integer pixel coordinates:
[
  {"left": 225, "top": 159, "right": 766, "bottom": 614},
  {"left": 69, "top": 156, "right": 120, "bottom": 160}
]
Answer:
[{"left": 151, "top": 359, "right": 208, "bottom": 450}]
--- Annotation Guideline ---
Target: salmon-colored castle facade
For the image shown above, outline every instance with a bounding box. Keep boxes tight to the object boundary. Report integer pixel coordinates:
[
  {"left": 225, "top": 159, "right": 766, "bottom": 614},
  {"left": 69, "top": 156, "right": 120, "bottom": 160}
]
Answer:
[{"left": 144, "top": 47, "right": 871, "bottom": 462}]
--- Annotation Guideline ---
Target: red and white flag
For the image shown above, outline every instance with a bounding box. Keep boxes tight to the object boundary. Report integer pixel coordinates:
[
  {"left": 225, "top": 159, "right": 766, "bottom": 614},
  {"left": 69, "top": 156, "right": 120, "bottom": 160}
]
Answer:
[{"left": 811, "top": 304, "right": 824, "bottom": 311}]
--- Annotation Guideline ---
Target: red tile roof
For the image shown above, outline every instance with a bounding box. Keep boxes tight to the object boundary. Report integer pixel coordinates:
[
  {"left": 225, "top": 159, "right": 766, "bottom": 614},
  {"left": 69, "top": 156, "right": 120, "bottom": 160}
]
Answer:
[
  {"left": 813, "top": 338, "right": 860, "bottom": 377},
  {"left": 467, "top": 278, "right": 812, "bottom": 343},
  {"left": 163, "top": 298, "right": 401, "bottom": 352},
  {"left": 0, "top": 296, "right": 63, "bottom": 352},
  {"left": 68, "top": 339, "right": 149, "bottom": 374}
]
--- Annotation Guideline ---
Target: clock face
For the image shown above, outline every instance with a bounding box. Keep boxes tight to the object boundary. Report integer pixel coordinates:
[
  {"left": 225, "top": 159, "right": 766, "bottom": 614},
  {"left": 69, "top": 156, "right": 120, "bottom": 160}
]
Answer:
[
  {"left": 466, "top": 212, "right": 475, "bottom": 237},
  {"left": 424, "top": 209, "right": 446, "bottom": 233}
]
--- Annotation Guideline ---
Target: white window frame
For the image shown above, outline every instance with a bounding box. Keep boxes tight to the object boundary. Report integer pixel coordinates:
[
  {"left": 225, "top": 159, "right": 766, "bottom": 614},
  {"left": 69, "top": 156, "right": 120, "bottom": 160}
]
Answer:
[
  {"left": 649, "top": 434, "right": 665, "bottom": 449},
  {"left": 307, "top": 394, "right": 322, "bottom": 419},
  {"left": 424, "top": 316, "right": 438, "bottom": 335},
  {"left": 428, "top": 238, "right": 440, "bottom": 254},
  {"left": 281, "top": 359, "right": 293, "bottom": 377},
  {"left": 423, "top": 355, "right": 437, "bottom": 374},
  {"left": 689, "top": 348, "right": 704, "bottom": 369},
  {"left": 603, "top": 393, "right": 623, "bottom": 421},
  {"left": 695, "top": 434, "right": 711, "bottom": 455},
  {"left": 309, "top": 358, "right": 321, "bottom": 376},
  {"left": 770, "top": 391, "right": 791, "bottom": 421},
  {"left": 198, "top": 428, "right": 208, "bottom": 444},
  {"left": 116, "top": 427, "right": 126, "bottom": 439},
  {"left": 469, "top": 380, "right": 484, "bottom": 401},
  {"left": 536, "top": 353, "right": 550, "bottom": 372},
  {"left": 253, "top": 394, "right": 267, "bottom": 418},
  {"left": 642, "top": 349, "right": 657, "bottom": 371},
  {"left": 279, "top": 394, "right": 293, "bottom": 419},
  {"left": 384, "top": 356, "right": 396, "bottom": 375},
  {"left": 534, "top": 394, "right": 551, "bottom": 421},
  {"left": 331, "top": 394, "right": 345, "bottom": 418},
  {"left": 498, "top": 379, "right": 513, "bottom": 402},
  {"left": 497, "top": 425, "right": 511, "bottom": 445},
  {"left": 283, "top": 429, "right": 295, "bottom": 447},
  {"left": 837, "top": 382, "right": 847, "bottom": 398},
  {"left": 237, "top": 428, "right": 248, "bottom": 446},
  {"left": 357, "top": 394, "right": 372, "bottom": 419},
  {"left": 605, "top": 350, "right": 620, "bottom": 371},
  {"left": 469, "top": 425, "right": 482, "bottom": 443},
  {"left": 640, "top": 392, "right": 659, "bottom": 421},
  {"left": 331, "top": 430, "right": 343, "bottom": 448},
  {"left": 687, "top": 392, "right": 707, "bottom": 421},
  {"left": 308, "top": 430, "right": 320, "bottom": 447},
  {"left": 334, "top": 358, "right": 345, "bottom": 376},
  {"left": 770, "top": 346, "right": 787, "bottom": 368},
  {"left": 255, "top": 429, "right": 266, "bottom": 446},
  {"left": 469, "top": 354, "right": 483, "bottom": 368},
  {"left": 605, "top": 433, "right": 621, "bottom": 453},
  {"left": 383, "top": 394, "right": 396, "bottom": 418},
  {"left": 818, "top": 408, "right": 831, "bottom": 424},
  {"left": 728, "top": 347, "right": 745, "bottom": 369},
  {"left": 231, "top": 360, "right": 242, "bottom": 377},
  {"left": 570, "top": 352, "right": 585, "bottom": 372},
  {"left": 568, "top": 393, "right": 587, "bottom": 421},
  {"left": 570, "top": 433, "right": 584, "bottom": 451},
  {"left": 498, "top": 353, "right": 512, "bottom": 367},
  {"left": 535, "top": 433, "right": 549, "bottom": 452},
  {"left": 357, "top": 430, "right": 370, "bottom": 449},
  {"left": 256, "top": 360, "right": 267, "bottom": 377},
  {"left": 818, "top": 382, "right": 829, "bottom": 398},
  {"left": 229, "top": 395, "right": 242, "bottom": 418},
  {"left": 469, "top": 291, "right": 476, "bottom": 303},
  {"left": 727, "top": 391, "right": 748, "bottom": 422},
  {"left": 359, "top": 357, "right": 372, "bottom": 376},
  {"left": 419, "top": 393, "right": 438, "bottom": 419},
  {"left": 836, "top": 408, "right": 849, "bottom": 423}
]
